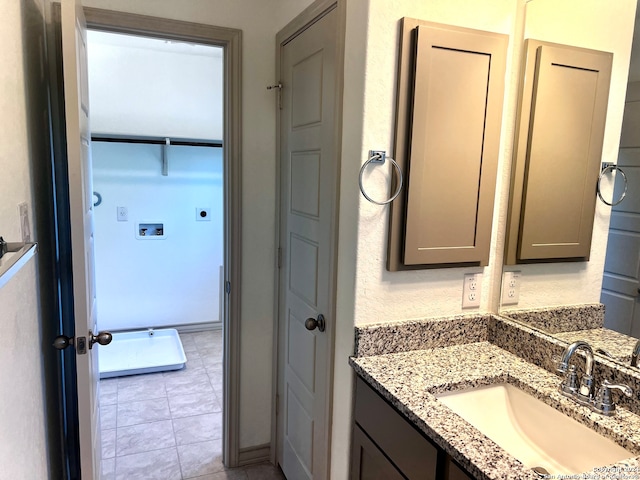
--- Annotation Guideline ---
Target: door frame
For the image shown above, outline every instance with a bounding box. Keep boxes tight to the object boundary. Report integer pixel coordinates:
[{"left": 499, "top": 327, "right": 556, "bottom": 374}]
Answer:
[
  {"left": 64, "top": 6, "right": 243, "bottom": 469},
  {"left": 271, "top": 0, "right": 345, "bottom": 474}
]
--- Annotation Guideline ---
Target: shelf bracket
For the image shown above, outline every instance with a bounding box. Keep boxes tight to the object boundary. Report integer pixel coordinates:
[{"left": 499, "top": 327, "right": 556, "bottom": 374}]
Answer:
[{"left": 162, "top": 138, "right": 170, "bottom": 176}]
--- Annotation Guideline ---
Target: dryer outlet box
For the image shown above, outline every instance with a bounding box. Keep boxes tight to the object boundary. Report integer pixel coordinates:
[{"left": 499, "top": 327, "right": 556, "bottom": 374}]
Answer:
[{"left": 196, "top": 208, "right": 211, "bottom": 221}]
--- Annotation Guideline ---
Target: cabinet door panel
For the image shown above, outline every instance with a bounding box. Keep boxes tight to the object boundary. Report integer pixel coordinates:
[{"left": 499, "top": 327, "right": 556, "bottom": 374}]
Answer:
[
  {"left": 506, "top": 40, "right": 612, "bottom": 263},
  {"left": 402, "top": 23, "right": 507, "bottom": 265},
  {"left": 354, "top": 378, "right": 438, "bottom": 479},
  {"left": 350, "top": 426, "right": 404, "bottom": 480},
  {"left": 387, "top": 19, "right": 507, "bottom": 270}
]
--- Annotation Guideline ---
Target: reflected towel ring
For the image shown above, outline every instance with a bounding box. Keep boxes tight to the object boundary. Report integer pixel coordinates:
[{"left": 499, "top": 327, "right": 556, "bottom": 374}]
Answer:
[
  {"left": 93, "top": 191, "right": 102, "bottom": 207},
  {"left": 359, "top": 151, "right": 404, "bottom": 205},
  {"left": 597, "top": 164, "right": 627, "bottom": 207}
]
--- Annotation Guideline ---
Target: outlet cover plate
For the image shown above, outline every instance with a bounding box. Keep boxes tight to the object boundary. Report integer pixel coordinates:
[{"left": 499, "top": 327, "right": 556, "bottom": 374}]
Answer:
[
  {"left": 462, "top": 273, "right": 482, "bottom": 309},
  {"left": 117, "top": 206, "right": 128, "bottom": 222},
  {"left": 196, "top": 207, "right": 211, "bottom": 221},
  {"left": 501, "top": 271, "right": 521, "bottom": 306}
]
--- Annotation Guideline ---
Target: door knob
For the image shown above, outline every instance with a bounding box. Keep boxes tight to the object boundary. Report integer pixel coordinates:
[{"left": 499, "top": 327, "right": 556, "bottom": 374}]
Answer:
[
  {"left": 305, "top": 314, "right": 325, "bottom": 332},
  {"left": 53, "top": 335, "right": 74, "bottom": 350},
  {"left": 89, "top": 330, "right": 113, "bottom": 349}
]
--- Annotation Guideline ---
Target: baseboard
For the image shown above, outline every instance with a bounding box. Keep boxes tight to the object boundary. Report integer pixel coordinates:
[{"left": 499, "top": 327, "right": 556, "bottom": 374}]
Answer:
[
  {"left": 175, "top": 322, "right": 222, "bottom": 333},
  {"left": 238, "top": 443, "right": 271, "bottom": 467}
]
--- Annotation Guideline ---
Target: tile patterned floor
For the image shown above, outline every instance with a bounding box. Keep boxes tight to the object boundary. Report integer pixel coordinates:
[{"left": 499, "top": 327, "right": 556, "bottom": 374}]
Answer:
[{"left": 99, "top": 330, "right": 285, "bottom": 480}]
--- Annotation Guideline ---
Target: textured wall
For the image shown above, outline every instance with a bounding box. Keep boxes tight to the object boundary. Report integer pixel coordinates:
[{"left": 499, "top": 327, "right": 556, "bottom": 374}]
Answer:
[
  {"left": 87, "top": 31, "right": 224, "bottom": 140},
  {"left": 330, "top": 1, "right": 636, "bottom": 478},
  {"left": 502, "top": 0, "right": 636, "bottom": 310},
  {"left": 92, "top": 143, "right": 223, "bottom": 331},
  {"left": 0, "top": 0, "right": 52, "bottom": 477}
]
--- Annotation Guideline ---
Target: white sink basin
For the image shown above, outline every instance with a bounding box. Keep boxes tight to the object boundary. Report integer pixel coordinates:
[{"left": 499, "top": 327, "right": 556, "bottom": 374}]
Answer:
[{"left": 436, "top": 383, "right": 634, "bottom": 475}]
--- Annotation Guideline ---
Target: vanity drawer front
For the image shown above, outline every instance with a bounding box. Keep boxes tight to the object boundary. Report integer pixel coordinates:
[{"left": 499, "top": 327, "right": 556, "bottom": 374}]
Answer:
[{"left": 354, "top": 377, "right": 438, "bottom": 479}]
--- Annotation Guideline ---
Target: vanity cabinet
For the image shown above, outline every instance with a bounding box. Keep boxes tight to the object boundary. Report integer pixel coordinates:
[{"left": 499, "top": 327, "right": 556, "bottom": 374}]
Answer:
[
  {"left": 351, "top": 377, "right": 473, "bottom": 480},
  {"left": 387, "top": 19, "right": 508, "bottom": 270},
  {"left": 505, "top": 40, "right": 613, "bottom": 264}
]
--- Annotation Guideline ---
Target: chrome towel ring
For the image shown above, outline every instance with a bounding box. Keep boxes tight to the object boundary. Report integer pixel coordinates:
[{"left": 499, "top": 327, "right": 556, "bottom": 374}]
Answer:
[
  {"left": 359, "top": 150, "right": 404, "bottom": 205},
  {"left": 597, "top": 163, "right": 627, "bottom": 207}
]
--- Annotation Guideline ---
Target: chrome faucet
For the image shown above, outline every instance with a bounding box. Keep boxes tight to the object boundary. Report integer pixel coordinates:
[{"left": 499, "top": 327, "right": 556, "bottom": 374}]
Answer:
[
  {"left": 631, "top": 339, "right": 640, "bottom": 368},
  {"left": 556, "top": 340, "right": 633, "bottom": 416},
  {"left": 556, "top": 340, "right": 595, "bottom": 402}
]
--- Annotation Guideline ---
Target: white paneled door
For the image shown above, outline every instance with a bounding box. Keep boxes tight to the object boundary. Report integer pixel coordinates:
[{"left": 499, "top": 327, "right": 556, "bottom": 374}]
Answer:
[
  {"left": 61, "top": 0, "right": 103, "bottom": 477},
  {"left": 276, "top": 6, "right": 338, "bottom": 480}
]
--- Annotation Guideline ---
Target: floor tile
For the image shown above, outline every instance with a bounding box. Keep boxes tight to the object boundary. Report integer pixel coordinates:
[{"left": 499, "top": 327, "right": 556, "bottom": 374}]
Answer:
[
  {"left": 100, "top": 330, "right": 227, "bottom": 478},
  {"left": 244, "top": 464, "right": 286, "bottom": 480},
  {"left": 117, "top": 397, "right": 171, "bottom": 427},
  {"left": 164, "top": 357, "right": 205, "bottom": 376},
  {"left": 117, "top": 374, "right": 167, "bottom": 403},
  {"left": 100, "top": 379, "right": 118, "bottom": 406},
  {"left": 184, "top": 469, "right": 248, "bottom": 480},
  {"left": 101, "top": 457, "right": 115, "bottom": 480},
  {"left": 178, "top": 440, "right": 225, "bottom": 478},
  {"left": 198, "top": 345, "right": 223, "bottom": 358},
  {"left": 207, "top": 368, "right": 223, "bottom": 386},
  {"left": 194, "top": 331, "right": 221, "bottom": 348},
  {"left": 173, "top": 412, "right": 222, "bottom": 445},
  {"left": 165, "top": 375, "right": 213, "bottom": 396},
  {"left": 187, "top": 350, "right": 202, "bottom": 361},
  {"left": 101, "top": 404, "right": 117, "bottom": 430},
  {"left": 168, "top": 391, "right": 221, "bottom": 418},
  {"left": 102, "top": 428, "right": 116, "bottom": 459},
  {"left": 115, "top": 447, "right": 182, "bottom": 480},
  {"left": 116, "top": 419, "right": 175, "bottom": 456}
]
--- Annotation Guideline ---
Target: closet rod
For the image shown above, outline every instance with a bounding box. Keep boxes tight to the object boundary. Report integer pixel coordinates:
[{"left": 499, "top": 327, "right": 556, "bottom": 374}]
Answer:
[{"left": 91, "top": 135, "right": 223, "bottom": 148}]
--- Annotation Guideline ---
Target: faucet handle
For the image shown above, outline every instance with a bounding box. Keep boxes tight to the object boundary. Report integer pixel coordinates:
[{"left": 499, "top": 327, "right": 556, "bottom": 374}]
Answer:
[{"left": 593, "top": 380, "right": 633, "bottom": 416}]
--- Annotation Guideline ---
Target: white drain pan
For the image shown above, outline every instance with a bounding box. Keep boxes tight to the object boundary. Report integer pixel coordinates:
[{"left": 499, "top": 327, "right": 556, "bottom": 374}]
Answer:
[{"left": 99, "top": 328, "right": 186, "bottom": 379}]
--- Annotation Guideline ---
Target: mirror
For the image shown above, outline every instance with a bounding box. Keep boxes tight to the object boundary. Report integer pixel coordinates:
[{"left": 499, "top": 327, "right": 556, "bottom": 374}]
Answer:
[{"left": 498, "top": 0, "right": 640, "bottom": 370}]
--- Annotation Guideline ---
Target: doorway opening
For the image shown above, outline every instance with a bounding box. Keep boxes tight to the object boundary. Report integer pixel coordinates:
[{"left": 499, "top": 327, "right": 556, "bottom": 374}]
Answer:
[{"left": 86, "top": 29, "right": 229, "bottom": 478}]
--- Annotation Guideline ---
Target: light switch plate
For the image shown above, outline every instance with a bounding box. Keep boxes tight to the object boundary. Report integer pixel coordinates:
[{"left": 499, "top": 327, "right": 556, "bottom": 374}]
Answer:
[
  {"left": 18, "top": 202, "right": 31, "bottom": 243},
  {"left": 462, "top": 273, "right": 482, "bottom": 309}
]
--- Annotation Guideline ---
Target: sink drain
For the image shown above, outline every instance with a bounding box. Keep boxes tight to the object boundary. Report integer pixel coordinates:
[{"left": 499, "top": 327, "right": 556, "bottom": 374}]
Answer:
[{"left": 532, "top": 466, "right": 551, "bottom": 477}]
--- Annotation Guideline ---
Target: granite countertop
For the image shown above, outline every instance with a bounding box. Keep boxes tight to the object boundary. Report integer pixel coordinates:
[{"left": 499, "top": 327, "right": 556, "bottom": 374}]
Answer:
[
  {"left": 350, "top": 341, "right": 640, "bottom": 480},
  {"left": 554, "top": 328, "right": 638, "bottom": 365}
]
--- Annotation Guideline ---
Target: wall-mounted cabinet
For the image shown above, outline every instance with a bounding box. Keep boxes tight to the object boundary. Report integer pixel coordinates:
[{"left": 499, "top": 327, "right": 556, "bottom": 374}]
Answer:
[
  {"left": 505, "top": 40, "right": 613, "bottom": 264},
  {"left": 387, "top": 19, "right": 508, "bottom": 271}
]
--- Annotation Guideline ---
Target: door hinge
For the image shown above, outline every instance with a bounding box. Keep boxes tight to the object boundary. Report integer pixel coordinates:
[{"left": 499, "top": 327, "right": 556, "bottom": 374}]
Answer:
[
  {"left": 277, "top": 247, "right": 282, "bottom": 269},
  {"left": 267, "top": 82, "right": 283, "bottom": 110},
  {"left": 225, "top": 281, "right": 231, "bottom": 294}
]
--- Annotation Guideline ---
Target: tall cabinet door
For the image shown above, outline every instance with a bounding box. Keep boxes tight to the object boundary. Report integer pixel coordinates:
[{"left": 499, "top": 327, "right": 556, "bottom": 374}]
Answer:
[
  {"left": 389, "top": 20, "right": 507, "bottom": 268},
  {"left": 505, "top": 40, "right": 612, "bottom": 264}
]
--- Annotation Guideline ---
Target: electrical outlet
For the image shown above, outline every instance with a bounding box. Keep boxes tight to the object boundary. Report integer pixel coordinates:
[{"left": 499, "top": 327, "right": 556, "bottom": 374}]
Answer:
[
  {"left": 462, "top": 273, "right": 482, "bottom": 309},
  {"left": 18, "top": 202, "right": 31, "bottom": 243},
  {"left": 501, "top": 271, "right": 521, "bottom": 305},
  {"left": 196, "top": 207, "right": 211, "bottom": 221},
  {"left": 117, "top": 206, "right": 128, "bottom": 222}
]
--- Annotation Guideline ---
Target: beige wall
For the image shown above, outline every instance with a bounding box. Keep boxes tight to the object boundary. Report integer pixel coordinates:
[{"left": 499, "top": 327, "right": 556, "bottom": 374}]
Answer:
[
  {"left": 1, "top": 0, "right": 634, "bottom": 477},
  {"left": 0, "top": 0, "right": 52, "bottom": 478},
  {"left": 330, "top": 0, "right": 636, "bottom": 477},
  {"left": 502, "top": 0, "right": 636, "bottom": 309}
]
